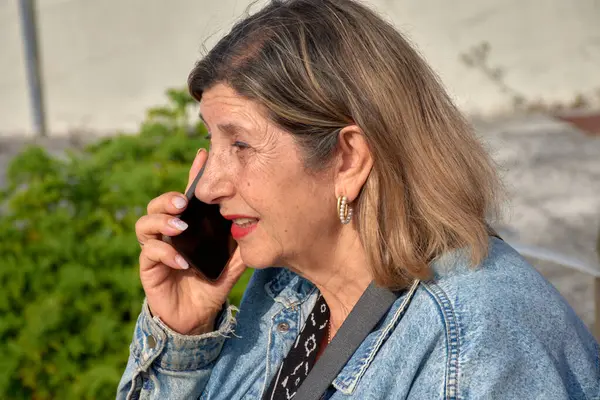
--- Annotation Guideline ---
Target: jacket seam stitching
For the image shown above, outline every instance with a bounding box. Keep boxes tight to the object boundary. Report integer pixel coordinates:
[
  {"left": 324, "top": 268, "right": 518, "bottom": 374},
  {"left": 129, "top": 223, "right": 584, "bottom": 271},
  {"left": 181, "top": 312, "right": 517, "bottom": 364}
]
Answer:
[
  {"left": 333, "top": 280, "right": 421, "bottom": 394},
  {"left": 352, "top": 280, "right": 421, "bottom": 388},
  {"left": 421, "top": 282, "right": 460, "bottom": 400}
]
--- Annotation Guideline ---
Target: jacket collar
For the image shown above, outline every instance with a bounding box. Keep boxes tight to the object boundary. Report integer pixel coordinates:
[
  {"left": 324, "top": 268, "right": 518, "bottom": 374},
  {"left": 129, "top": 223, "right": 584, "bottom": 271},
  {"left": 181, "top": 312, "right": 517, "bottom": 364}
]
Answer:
[
  {"left": 264, "top": 267, "right": 421, "bottom": 395},
  {"left": 264, "top": 268, "right": 315, "bottom": 308}
]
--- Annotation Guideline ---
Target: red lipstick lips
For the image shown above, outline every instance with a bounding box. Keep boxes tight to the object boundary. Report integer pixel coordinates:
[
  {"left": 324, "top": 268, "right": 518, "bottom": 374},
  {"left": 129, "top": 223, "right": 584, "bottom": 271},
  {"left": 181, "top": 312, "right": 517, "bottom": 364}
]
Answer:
[{"left": 222, "top": 214, "right": 258, "bottom": 240}]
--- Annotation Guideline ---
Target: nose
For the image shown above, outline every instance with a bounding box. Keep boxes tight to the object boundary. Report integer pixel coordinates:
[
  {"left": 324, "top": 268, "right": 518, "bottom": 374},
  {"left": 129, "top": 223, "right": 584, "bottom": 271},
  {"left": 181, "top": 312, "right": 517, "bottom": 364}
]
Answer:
[{"left": 195, "top": 151, "right": 235, "bottom": 204}]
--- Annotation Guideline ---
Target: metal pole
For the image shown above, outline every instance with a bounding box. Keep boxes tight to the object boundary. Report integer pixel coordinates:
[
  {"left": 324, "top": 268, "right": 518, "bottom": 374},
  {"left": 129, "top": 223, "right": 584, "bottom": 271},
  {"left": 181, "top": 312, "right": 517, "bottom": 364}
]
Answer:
[{"left": 18, "top": 0, "right": 47, "bottom": 137}]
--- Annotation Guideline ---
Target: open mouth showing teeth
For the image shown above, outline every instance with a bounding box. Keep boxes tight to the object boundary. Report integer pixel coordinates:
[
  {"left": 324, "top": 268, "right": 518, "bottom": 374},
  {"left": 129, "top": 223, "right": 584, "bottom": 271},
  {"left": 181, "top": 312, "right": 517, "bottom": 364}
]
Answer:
[{"left": 233, "top": 218, "right": 258, "bottom": 228}]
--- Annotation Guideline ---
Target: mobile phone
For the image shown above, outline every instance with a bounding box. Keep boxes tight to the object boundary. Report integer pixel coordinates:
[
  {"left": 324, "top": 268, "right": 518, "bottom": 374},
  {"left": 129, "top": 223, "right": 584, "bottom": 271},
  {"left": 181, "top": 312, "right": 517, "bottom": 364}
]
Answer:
[{"left": 163, "top": 162, "right": 234, "bottom": 281}]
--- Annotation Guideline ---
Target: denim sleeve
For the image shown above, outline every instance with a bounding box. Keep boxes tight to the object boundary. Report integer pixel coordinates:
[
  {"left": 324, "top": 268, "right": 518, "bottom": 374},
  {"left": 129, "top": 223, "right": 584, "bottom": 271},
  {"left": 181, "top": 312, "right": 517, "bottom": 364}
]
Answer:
[
  {"left": 458, "top": 326, "right": 600, "bottom": 399},
  {"left": 116, "top": 299, "right": 237, "bottom": 400},
  {"left": 454, "top": 290, "right": 600, "bottom": 399}
]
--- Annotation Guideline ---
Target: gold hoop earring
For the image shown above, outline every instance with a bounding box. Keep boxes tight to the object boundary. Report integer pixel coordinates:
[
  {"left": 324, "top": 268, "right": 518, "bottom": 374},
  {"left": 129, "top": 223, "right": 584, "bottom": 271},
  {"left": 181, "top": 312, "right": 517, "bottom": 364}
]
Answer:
[{"left": 337, "top": 195, "right": 353, "bottom": 224}]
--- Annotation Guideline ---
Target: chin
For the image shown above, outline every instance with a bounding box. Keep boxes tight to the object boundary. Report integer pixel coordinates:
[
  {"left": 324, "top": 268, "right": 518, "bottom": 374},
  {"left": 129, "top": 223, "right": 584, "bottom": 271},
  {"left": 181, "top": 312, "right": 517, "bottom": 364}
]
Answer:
[{"left": 238, "top": 245, "right": 277, "bottom": 270}]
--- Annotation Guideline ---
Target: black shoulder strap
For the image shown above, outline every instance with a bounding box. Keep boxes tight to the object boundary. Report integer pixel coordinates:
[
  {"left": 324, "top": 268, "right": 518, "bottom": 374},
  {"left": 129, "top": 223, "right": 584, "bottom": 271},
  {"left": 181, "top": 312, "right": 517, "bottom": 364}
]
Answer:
[{"left": 293, "top": 282, "right": 401, "bottom": 400}]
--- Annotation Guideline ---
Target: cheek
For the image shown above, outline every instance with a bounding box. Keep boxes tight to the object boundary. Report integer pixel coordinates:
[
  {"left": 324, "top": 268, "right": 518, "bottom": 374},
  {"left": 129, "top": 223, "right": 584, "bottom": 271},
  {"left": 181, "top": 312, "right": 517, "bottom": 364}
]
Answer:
[
  {"left": 235, "top": 146, "right": 333, "bottom": 239},
  {"left": 270, "top": 182, "right": 333, "bottom": 238}
]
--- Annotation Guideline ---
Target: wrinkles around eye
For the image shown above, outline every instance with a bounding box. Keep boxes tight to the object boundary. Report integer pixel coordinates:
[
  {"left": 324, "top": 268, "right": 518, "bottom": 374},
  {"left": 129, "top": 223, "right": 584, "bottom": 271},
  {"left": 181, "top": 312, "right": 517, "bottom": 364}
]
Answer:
[{"left": 233, "top": 141, "right": 250, "bottom": 149}]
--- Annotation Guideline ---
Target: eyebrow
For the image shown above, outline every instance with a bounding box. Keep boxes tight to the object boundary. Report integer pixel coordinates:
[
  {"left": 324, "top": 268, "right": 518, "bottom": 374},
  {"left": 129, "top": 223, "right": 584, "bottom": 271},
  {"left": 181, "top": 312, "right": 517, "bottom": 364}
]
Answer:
[{"left": 198, "top": 112, "right": 249, "bottom": 136}]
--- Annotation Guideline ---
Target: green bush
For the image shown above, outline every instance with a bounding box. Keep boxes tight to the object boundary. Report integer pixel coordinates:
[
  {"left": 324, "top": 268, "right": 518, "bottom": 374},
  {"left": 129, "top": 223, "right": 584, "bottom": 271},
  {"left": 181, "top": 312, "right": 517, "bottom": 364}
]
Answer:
[{"left": 0, "top": 89, "right": 252, "bottom": 399}]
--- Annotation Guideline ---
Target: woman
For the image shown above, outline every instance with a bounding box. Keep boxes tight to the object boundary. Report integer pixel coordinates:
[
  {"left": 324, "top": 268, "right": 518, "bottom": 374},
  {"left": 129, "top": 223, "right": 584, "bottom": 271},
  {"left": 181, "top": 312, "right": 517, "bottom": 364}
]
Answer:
[{"left": 118, "top": 0, "right": 599, "bottom": 399}]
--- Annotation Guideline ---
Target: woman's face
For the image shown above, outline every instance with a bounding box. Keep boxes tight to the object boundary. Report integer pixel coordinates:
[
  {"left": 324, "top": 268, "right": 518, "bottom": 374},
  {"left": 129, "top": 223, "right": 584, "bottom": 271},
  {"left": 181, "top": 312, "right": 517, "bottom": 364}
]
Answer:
[{"left": 196, "top": 84, "right": 338, "bottom": 269}]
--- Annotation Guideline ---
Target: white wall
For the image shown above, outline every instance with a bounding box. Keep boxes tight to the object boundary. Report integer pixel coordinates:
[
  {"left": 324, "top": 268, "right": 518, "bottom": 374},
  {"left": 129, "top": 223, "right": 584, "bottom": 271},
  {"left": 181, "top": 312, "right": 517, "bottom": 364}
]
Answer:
[
  {"left": 383, "top": 0, "right": 600, "bottom": 115},
  {"left": 1, "top": 1, "right": 33, "bottom": 134},
  {"left": 1, "top": 0, "right": 599, "bottom": 137}
]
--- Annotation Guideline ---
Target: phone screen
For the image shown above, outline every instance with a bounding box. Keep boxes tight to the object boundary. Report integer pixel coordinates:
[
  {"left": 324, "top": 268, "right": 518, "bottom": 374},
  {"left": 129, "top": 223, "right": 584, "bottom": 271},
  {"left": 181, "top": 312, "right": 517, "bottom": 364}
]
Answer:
[{"left": 164, "top": 163, "right": 234, "bottom": 281}]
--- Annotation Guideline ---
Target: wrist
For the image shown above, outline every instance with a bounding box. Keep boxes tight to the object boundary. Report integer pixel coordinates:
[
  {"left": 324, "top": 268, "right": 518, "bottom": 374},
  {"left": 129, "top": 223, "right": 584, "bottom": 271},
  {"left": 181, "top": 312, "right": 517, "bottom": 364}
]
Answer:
[
  {"left": 186, "top": 318, "right": 217, "bottom": 335},
  {"left": 187, "top": 303, "right": 227, "bottom": 335},
  {"left": 146, "top": 302, "right": 223, "bottom": 336}
]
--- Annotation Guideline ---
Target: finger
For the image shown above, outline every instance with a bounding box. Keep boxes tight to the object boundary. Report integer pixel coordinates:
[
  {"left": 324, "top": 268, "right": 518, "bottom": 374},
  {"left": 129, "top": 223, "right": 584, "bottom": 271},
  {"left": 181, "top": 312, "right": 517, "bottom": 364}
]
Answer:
[
  {"left": 139, "top": 238, "right": 190, "bottom": 272},
  {"left": 135, "top": 214, "right": 189, "bottom": 245},
  {"left": 185, "top": 148, "right": 208, "bottom": 194},
  {"left": 147, "top": 192, "right": 188, "bottom": 215},
  {"left": 219, "top": 246, "right": 248, "bottom": 285}
]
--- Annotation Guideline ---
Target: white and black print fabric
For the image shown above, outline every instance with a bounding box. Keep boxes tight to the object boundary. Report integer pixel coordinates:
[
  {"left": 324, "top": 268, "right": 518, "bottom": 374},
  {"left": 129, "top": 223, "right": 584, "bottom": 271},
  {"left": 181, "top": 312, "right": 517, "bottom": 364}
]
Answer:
[{"left": 263, "top": 293, "right": 330, "bottom": 400}]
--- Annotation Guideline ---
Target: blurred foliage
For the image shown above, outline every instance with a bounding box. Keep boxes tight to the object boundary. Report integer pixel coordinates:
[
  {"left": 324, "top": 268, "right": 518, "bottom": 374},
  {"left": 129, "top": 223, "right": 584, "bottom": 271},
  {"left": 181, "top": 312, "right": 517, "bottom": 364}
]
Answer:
[{"left": 0, "top": 89, "right": 252, "bottom": 399}]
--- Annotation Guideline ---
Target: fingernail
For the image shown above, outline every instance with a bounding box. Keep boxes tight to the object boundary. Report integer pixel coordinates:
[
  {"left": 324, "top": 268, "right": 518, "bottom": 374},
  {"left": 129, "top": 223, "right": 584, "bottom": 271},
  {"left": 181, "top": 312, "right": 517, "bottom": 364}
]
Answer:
[
  {"left": 169, "top": 218, "right": 188, "bottom": 231},
  {"left": 172, "top": 197, "right": 186, "bottom": 209},
  {"left": 175, "top": 255, "right": 189, "bottom": 269},
  {"left": 197, "top": 148, "right": 205, "bottom": 156}
]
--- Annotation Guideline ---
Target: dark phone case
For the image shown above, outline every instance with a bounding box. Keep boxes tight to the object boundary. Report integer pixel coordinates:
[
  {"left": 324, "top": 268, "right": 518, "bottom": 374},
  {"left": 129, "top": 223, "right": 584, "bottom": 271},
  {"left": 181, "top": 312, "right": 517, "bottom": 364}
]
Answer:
[{"left": 162, "top": 163, "right": 233, "bottom": 281}]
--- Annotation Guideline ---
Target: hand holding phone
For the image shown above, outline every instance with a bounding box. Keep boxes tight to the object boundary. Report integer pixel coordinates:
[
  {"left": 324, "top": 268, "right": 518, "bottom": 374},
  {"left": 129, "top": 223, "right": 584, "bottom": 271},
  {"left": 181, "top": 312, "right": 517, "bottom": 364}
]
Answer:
[
  {"left": 135, "top": 149, "right": 247, "bottom": 335},
  {"left": 163, "top": 160, "right": 235, "bottom": 281}
]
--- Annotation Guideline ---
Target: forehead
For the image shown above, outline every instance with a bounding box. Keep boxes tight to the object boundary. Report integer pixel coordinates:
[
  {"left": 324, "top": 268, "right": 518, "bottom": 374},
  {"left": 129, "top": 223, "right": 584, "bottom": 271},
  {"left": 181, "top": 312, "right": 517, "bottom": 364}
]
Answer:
[{"left": 199, "top": 84, "right": 266, "bottom": 131}]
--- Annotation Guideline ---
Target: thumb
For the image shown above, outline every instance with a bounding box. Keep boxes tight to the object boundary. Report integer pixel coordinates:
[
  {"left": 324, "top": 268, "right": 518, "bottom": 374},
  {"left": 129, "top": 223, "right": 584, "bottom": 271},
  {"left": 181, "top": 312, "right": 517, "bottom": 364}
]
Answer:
[{"left": 222, "top": 247, "right": 248, "bottom": 286}]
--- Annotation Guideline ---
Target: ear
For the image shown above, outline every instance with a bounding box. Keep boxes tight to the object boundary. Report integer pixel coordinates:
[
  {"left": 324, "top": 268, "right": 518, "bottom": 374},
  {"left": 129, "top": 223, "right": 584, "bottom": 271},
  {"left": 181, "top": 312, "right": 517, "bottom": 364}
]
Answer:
[{"left": 334, "top": 125, "right": 374, "bottom": 202}]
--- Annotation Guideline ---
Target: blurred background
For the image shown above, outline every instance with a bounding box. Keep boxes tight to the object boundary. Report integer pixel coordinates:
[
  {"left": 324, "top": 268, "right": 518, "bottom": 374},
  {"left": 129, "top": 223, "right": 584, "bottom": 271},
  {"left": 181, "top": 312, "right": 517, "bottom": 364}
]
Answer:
[{"left": 0, "top": 0, "right": 599, "bottom": 398}]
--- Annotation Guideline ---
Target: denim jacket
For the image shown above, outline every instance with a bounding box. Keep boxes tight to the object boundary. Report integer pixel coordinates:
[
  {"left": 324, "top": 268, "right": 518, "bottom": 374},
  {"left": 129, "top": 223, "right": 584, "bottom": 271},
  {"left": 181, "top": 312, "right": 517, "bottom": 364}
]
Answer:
[{"left": 117, "top": 237, "right": 600, "bottom": 399}]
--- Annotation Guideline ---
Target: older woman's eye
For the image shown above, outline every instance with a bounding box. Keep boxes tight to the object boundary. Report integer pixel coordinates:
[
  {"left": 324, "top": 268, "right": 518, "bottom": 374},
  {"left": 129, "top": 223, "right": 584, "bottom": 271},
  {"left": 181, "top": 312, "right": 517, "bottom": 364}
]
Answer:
[{"left": 233, "top": 141, "right": 250, "bottom": 150}]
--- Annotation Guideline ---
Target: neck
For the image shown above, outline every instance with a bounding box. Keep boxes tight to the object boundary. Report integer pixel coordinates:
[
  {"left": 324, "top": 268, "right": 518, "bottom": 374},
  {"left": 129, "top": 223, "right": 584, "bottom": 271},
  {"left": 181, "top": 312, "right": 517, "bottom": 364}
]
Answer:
[
  {"left": 289, "top": 228, "right": 373, "bottom": 338},
  {"left": 317, "top": 270, "right": 371, "bottom": 339}
]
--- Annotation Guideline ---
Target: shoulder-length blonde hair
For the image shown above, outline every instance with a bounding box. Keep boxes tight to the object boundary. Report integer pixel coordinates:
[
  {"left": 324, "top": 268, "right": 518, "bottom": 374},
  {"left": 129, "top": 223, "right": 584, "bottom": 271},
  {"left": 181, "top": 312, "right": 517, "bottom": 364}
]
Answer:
[{"left": 188, "top": 0, "right": 502, "bottom": 289}]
